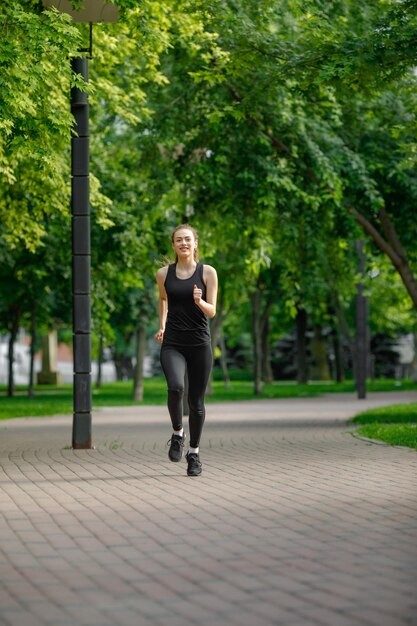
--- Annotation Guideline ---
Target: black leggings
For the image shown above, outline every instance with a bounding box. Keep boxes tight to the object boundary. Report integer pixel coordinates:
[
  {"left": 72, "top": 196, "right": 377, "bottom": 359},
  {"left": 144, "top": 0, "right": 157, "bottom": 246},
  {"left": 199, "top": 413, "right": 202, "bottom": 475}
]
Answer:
[{"left": 160, "top": 343, "right": 213, "bottom": 448}]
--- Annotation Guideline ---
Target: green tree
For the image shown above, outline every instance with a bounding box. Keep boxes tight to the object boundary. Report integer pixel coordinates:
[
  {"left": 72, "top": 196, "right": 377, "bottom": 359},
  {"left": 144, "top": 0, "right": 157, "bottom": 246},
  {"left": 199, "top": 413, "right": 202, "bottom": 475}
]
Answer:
[{"left": 0, "top": 1, "right": 82, "bottom": 250}]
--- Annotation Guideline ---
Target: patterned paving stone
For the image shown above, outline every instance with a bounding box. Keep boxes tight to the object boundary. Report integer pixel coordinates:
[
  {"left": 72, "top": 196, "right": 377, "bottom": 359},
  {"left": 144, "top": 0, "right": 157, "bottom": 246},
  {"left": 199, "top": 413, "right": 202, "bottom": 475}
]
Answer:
[{"left": 0, "top": 392, "right": 416, "bottom": 626}]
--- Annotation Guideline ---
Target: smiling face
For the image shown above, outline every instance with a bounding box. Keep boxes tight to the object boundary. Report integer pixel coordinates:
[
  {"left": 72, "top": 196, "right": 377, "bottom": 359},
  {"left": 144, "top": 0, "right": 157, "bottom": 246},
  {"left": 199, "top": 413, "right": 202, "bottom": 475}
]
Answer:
[{"left": 171, "top": 227, "right": 198, "bottom": 262}]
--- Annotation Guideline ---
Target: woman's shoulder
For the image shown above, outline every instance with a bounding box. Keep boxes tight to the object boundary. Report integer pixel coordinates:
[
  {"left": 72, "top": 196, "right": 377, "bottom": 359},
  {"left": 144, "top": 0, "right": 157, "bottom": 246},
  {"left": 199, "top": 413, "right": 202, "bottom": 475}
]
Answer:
[
  {"left": 202, "top": 264, "right": 217, "bottom": 279},
  {"left": 156, "top": 265, "right": 170, "bottom": 282},
  {"left": 201, "top": 263, "right": 217, "bottom": 272}
]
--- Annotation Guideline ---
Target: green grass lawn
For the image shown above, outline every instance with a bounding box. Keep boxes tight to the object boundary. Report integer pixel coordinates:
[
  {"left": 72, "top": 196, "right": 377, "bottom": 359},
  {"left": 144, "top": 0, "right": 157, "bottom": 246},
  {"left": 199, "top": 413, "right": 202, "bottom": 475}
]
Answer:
[
  {"left": 351, "top": 403, "right": 417, "bottom": 450},
  {"left": 0, "top": 377, "right": 416, "bottom": 421}
]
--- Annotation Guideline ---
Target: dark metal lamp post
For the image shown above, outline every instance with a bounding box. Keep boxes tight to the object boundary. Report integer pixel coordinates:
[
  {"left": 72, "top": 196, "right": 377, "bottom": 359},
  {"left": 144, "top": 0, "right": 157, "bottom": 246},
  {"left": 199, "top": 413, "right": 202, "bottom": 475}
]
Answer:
[{"left": 42, "top": 0, "right": 118, "bottom": 448}]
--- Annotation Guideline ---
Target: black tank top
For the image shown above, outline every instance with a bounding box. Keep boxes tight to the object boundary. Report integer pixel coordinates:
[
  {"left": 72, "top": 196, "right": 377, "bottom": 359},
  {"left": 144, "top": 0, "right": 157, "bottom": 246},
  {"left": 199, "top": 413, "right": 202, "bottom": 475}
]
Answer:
[{"left": 163, "top": 263, "right": 211, "bottom": 347}]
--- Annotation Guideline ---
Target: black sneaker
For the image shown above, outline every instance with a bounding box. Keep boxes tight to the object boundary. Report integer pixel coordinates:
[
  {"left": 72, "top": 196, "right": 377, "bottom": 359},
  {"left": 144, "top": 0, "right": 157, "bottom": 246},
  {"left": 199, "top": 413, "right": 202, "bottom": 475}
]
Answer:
[
  {"left": 168, "top": 433, "right": 185, "bottom": 462},
  {"left": 186, "top": 451, "right": 202, "bottom": 477}
]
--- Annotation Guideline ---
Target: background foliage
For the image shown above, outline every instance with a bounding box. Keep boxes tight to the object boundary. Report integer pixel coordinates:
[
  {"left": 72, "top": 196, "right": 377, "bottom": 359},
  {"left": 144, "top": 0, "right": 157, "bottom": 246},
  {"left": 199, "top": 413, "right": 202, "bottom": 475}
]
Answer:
[{"left": 1, "top": 0, "right": 417, "bottom": 396}]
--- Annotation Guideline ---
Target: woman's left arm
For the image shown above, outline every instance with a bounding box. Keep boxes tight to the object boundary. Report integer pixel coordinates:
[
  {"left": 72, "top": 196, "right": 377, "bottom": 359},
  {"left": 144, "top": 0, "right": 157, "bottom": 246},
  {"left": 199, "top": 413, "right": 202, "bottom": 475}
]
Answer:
[{"left": 193, "top": 265, "right": 218, "bottom": 318}]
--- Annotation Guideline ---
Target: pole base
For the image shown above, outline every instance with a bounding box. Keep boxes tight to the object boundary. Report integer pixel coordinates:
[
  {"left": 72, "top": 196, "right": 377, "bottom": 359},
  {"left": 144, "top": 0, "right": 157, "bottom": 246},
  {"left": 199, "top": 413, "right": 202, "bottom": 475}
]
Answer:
[
  {"left": 72, "top": 412, "right": 92, "bottom": 449},
  {"left": 72, "top": 438, "right": 92, "bottom": 450}
]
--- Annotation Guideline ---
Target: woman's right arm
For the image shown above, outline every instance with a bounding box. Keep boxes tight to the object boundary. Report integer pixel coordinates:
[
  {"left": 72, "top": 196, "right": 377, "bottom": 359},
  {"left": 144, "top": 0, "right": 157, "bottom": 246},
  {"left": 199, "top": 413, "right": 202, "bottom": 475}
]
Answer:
[{"left": 155, "top": 267, "right": 168, "bottom": 343}]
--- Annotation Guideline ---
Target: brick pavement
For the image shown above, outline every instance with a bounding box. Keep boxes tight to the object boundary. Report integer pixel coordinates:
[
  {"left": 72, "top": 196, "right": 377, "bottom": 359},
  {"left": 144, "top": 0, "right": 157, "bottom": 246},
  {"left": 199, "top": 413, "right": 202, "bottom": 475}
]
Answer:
[{"left": 0, "top": 392, "right": 416, "bottom": 626}]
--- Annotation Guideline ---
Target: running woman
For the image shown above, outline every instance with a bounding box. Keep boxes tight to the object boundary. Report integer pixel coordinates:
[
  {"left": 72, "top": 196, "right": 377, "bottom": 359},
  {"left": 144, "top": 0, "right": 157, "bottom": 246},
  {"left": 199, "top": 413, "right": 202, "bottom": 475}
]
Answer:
[{"left": 155, "top": 224, "right": 218, "bottom": 476}]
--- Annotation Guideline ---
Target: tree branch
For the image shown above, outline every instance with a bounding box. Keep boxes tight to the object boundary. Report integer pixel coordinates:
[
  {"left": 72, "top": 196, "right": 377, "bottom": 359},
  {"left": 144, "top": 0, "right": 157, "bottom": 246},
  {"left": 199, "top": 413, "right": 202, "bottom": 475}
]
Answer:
[
  {"left": 348, "top": 205, "right": 417, "bottom": 309},
  {"left": 226, "top": 82, "right": 291, "bottom": 155},
  {"left": 346, "top": 206, "right": 401, "bottom": 267},
  {"left": 377, "top": 208, "right": 408, "bottom": 262}
]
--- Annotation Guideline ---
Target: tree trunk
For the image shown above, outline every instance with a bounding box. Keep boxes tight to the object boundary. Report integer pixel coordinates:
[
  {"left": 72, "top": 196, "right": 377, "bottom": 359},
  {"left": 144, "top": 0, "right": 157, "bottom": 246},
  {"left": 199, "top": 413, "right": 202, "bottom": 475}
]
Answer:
[
  {"left": 206, "top": 305, "right": 223, "bottom": 396},
  {"left": 114, "top": 354, "right": 133, "bottom": 381},
  {"left": 261, "top": 310, "right": 273, "bottom": 383},
  {"left": 208, "top": 294, "right": 229, "bottom": 394},
  {"left": 334, "top": 298, "right": 355, "bottom": 379},
  {"left": 329, "top": 289, "right": 353, "bottom": 381},
  {"left": 411, "top": 333, "right": 417, "bottom": 383},
  {"left": 251, "top": 289, "right": 263, "bottom": 395},
  {"left": 296, "top": 306, "right": 308, "bottom": 384},
  {"left": 310, "top": 324, "right": 331, "bottom": 381},
  {"left": 219, "top": 330, "right": 231, "bottom": 388},
  {"left": 132, "top": 326, "right": 146, "bottom": 401},
  {"left": 7, "top": 308, "right": 20, "bottom": 398},
  {"left": 210, "top": 310, "right": 223, "bottom": 354},
  {"left": 331, "top": 326, "right": 344, "bottom": 383},
  {"left": 36, "top": 330, "right": 61, "bottom": 385},
  {"left": 96, "top": 334, "right": 103, "bottom": 389},
  {"left": 28, "top": 305, "right": 37, "bottom": 398},
  {"left": 355, "top": 240, "right": 368, "bottom": 399}
]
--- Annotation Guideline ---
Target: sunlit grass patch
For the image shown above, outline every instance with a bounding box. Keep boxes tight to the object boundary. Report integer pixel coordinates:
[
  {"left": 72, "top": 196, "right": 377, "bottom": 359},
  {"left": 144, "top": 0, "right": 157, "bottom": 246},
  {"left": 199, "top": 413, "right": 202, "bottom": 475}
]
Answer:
[
  {"left": 352, "top": 403, "right": 417, "bottom": 450},
  {"left": 1, "top": 378, "right": 416, "bottom": 421}
]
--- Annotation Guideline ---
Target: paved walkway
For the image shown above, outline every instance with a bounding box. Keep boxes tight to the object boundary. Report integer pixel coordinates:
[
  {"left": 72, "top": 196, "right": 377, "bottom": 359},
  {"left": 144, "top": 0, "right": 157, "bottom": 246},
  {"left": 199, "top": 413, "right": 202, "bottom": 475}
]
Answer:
[{"left": 0, "top": 392, "right": 416, "bottom": 626}]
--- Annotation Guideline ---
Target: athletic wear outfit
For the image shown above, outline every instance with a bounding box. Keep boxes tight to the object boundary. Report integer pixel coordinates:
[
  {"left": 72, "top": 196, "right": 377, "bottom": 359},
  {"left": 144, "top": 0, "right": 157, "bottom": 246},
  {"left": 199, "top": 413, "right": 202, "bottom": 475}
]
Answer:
[{"left": 160, "top": 263, "right": 213, "bottom": 456}]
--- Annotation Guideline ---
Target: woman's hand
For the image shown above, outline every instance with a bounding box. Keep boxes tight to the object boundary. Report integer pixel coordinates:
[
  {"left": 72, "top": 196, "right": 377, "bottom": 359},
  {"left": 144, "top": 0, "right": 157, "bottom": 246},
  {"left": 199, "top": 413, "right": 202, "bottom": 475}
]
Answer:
[
  {"left": 193, "top": 284, "right": 202, "bottom": 304},
  {"left": 155, "top": 328, "right": 165, "bottom": 343}
]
